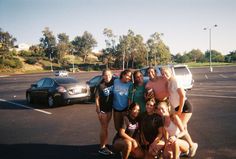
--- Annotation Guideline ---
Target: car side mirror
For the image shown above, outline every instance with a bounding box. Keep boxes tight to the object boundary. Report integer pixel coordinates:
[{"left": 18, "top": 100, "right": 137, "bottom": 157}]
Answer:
[{"left": 31, "top": 84, "right": 37, "bottom": 88}]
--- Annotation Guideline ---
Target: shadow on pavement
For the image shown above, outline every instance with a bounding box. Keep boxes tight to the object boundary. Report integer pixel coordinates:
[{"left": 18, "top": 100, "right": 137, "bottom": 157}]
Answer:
[{"left": 0, "top": 144, "right": 120, "bottom": 159}]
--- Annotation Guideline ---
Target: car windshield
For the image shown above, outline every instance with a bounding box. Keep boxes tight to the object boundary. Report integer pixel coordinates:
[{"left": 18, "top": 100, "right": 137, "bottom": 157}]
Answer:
[
  {"left": 54, "top": 78, "right": 79, "bottom": 84},
  {"left": 174, "top": 67, "right": 189, "bottom": 75}
]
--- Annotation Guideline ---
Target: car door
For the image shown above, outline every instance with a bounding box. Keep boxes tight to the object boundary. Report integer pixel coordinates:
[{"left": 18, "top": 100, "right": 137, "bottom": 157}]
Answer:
[
  {"left": 31, "top": 78, "right": 45, "bottom": 101},
  {"left": 40, "top": 78, "right": 54, "bottom": 101},
  {"left": 87, "top": 76, "right": 102, "bottom": 100}
]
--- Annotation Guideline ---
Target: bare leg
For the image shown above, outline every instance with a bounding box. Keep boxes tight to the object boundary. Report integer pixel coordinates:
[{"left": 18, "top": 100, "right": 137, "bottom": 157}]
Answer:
[
  {"left": 99, "top": 112, "right": 112, "bottom": 148},
  {"left": 113, "top": 111, "right": 126, "bottom": 131}
]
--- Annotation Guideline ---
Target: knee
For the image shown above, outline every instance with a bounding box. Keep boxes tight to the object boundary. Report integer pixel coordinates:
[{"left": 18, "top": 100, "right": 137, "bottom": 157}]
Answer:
[{"left": 125, "top": 140, "right": 132, "bottom": 151}]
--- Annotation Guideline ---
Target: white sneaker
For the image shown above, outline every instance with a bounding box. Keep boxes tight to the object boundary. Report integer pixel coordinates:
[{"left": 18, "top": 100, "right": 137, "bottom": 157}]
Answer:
[{"left": 188, "top": 143, "right": 198, "bottom": 157}]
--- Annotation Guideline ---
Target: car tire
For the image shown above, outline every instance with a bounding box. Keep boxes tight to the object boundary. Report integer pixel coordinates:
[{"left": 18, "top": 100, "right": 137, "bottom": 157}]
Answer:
[
  {"left": 26, "top": 93, "right": 33, "bottom": 104},
  {"left": 47, "top": 95, "right": 55, "bottom": 107}
]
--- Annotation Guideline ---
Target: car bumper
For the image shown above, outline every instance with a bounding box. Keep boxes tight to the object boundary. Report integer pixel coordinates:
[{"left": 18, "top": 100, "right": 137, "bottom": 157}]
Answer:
[{"left": 54, "top": 92, "right": 91, "bottom": 104}]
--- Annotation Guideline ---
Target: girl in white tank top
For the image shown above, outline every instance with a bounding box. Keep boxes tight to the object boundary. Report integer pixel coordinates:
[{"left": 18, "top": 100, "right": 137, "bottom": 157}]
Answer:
[{"left": 157, "top": 102, "right": 189, "bottom": 159}]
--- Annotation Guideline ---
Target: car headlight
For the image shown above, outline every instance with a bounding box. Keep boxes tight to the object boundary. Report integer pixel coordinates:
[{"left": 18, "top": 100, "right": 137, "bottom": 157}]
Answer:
[{"left": 57, "top": 86, "right": 67, "bottom": 93}]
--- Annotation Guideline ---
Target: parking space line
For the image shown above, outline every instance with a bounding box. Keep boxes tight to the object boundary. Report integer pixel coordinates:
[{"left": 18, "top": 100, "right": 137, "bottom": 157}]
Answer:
[
  {"left": 219, "top": 74, "right": 228, "bottom": 78},
  {"left": 192, "top": 88, "right": 236, "bottom": 93},
  {"left": 205, "top": 74, "right": 208, "bottom": 79},
  {"left": 0, "top": 98, "right": 52, "bottom": 115},
  {"left": 188, "top": 94, "right": 236, "bottom": 99}
]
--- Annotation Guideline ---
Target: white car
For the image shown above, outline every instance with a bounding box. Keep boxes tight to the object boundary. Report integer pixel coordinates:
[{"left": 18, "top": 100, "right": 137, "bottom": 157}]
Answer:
[
  {"left": 54, "top": 70, "right": 69, "bottom": 77},
  {"left": 140, "top": 64, "right": 194, "bottom": 90}
]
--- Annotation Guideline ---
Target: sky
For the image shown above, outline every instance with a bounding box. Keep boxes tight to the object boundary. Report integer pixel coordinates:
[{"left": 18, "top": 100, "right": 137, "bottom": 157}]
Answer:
[{"left": 1, "top": 0, "right": 235, "bottom": 55}]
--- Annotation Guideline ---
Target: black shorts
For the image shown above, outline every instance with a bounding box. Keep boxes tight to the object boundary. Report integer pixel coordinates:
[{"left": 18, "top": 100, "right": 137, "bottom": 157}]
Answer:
[
  {"left": 175, "top": 99, "right": 193, "bottom": 113},
  {"left": 100, "top": 105, "right": 112, "bottom": 113}
]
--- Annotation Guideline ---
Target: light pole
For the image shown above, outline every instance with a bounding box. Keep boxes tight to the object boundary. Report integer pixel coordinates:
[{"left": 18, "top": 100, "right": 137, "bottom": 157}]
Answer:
[
  {"left": 204, "top": 24, "right": 217, "bottom": 72},
  {"left": 72, "top": 51, "right": 75, "bottom": 73},
  {"left": 50, "top": 52, "right": 53, "bottom": 72}
]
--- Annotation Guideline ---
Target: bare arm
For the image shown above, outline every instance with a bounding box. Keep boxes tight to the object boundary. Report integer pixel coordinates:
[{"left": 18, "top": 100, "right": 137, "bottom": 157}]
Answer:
[
  {"left": 95, "top": 95, "right": 100, "bottom": 114},
  {"left": 177, "top": 87, "right": 185, "bottom": 115}
]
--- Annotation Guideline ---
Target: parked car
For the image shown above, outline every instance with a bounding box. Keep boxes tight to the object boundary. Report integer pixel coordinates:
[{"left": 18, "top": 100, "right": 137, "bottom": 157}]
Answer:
[
  {"left": 140, "top": 64, "right": 194, "bottom": 90},
  {"left": 86, "top": 74, "right": 118, "bottom": 101},
  {"left": 26, "top": 77, "right": 90, "bottom": 107},
  {"left": 54, "top": 70, "right": 69, "bottom": 77}
]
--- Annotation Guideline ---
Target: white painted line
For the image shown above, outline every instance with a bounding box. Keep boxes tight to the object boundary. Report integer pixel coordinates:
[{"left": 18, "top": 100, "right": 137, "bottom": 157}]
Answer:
[
  {"left": 0, "top": 75, "right": 9, "bottom": 77},
  {"left": 192, "top": 88, "right": 236, "bottom": 93},
  {"left": 188, "top": 94, "right": 236, "bottom": 99},
  {"left": 219, "top": 74, "right": 228, "bottom": 78},
  {"left": 0, "top": 98, "right": 52, "bottom": 115},
  {"left": 205, "top": 74, "right": 208, "bottom": 79}
]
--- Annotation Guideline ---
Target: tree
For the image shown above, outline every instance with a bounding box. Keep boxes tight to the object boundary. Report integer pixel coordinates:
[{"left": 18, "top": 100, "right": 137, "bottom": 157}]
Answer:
[
  {"left": 103, "top": 28, "right": 117, "bottom": 68},
  {"left": 0, "top": 28, "right": 16, "bottom": 60},
  {"left": 188, "top": 49, "right": 204, "bottom": 62},
  {"left": 205, "top": 50, "right": 224, "bottom": 62},
  {"left": 146, "top": 32, "right": 171, "bottom": 66},
  {"left": 225, "top": 50, "right": 236, "bottom": 62},
  {"left": 40, "top": 27, "right": 57, "bottom": 60},
  {"left": 71, "top": 31, "right": 97, "bottom": 63},
  {"left": 57, "top": 33, "right": 71, "bottom": 63}
]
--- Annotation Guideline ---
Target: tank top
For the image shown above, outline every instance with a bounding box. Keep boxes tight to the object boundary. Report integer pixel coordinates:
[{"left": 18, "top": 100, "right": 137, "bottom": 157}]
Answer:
[{"left": 164, "top": 120, "right": 180, "bottom": 136}]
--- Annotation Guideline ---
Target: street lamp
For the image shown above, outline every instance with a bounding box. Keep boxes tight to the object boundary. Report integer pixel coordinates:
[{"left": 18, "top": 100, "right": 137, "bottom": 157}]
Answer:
[
  {"left": 203, "top": 24, "right": 217, "bottom": 72},
  {"left": 72, "top": 53, "right": 75, "bottom": 73},
  {"left": 50, "top": 52, "right": 53, "bottom": 72}
]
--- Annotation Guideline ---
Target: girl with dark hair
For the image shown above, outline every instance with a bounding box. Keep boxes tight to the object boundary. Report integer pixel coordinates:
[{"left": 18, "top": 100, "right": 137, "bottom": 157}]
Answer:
[
  {"left": 113, "top": 69, "right": 132, "bottom": 131},
  {"left": 112, "top": 102, "right": 144, "bottom": 159},
  {"left": 128, "top": 70, "right": 146, "bottom": 113},
  {"left": 140, "top": 98, "right": 165, "bottom": 159}
]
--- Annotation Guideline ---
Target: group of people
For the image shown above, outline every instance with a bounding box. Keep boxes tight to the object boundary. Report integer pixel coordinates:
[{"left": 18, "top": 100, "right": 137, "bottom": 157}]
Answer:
[{"left": 95, "top": 67, "right": 198, "bottom": 159}]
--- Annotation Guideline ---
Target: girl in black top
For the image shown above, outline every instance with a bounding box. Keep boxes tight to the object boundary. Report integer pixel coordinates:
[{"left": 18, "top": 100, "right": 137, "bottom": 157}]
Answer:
[
  {"left": 96, "top": 69, "right": 114, "bottom": 155},
  {"left": 140, "top": 98, "right": 165, "bottom": 158},
  {"left": 112, "top": 102, "right": 144, "bottom": 159}
]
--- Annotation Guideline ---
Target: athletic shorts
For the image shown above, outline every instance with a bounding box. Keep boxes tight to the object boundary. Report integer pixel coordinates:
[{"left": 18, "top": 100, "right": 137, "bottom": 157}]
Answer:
[
  {"left": 175, "top": 99, "right": 193, "bottom": 113},
  {"left": 100, "top": 104, "right": 112, "bottom": 113}
]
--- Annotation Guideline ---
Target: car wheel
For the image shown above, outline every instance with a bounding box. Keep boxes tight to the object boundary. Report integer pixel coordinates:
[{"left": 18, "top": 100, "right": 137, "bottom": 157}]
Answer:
[
  {"left": 26, "top": 93, "right": 33, "bottom": 104},
  {"left": 47, "top": 95, "right": 55, "bottom": 107}
]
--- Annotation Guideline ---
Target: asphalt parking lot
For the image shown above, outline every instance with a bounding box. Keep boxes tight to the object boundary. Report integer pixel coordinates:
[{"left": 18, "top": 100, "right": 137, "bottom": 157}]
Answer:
[{"left": 0, "top": 66, "right": 236, "bottom": 159}]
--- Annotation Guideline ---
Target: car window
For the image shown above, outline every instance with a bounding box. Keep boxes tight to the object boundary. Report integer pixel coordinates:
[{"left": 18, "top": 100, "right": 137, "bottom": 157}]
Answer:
[
  {"left": 174, "top": 67, "right": 190, "bottom": 75},
  {"left": 42, "top": 78, "right": 54, "bottom": 87},
  {"left": 140, "top": 68, "right": 147, "bottom": 76},
  {"left": 89, "top": 76, "right": 102, "bottom": 85},
  {"left": 36, "top": 79, "right": 45, "bottom": 88},
  {"left": 54, "top": 78, "right": 79, "bottom": 84}
]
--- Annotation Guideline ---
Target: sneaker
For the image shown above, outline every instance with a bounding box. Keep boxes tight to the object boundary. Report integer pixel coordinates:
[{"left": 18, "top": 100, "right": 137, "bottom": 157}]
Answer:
[
  {"left": 180, "top": 149, "right": 189, "bottom": 157},
  {"left": 98, "top": 147, "right": 114, "bottom": 155},
  {"left": 188, "top": 143, "right": 198, "bottom": 157}
]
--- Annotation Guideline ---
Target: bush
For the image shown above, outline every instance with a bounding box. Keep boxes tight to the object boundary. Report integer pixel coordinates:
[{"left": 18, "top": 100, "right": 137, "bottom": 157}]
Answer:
[
  {"left": 19, "top": 50, "right": 32, "bottom": 57},
  {"left": 3, "top": 57, "right": 23, "bottom": 68},
  {"left": 25, "top": 57, "right": 38, "bottom": 65}
]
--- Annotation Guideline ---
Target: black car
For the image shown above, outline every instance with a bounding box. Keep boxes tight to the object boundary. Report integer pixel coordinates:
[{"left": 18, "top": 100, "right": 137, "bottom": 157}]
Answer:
[
  {"left": 26, "top": 77, "right": 90, "bottom": 107},
  {"left": 86, "top": 74, "right": 118, "bottom": 102}
]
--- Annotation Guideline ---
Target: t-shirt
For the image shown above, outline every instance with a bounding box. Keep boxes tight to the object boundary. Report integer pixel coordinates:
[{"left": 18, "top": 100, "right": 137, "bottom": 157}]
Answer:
[
  {"left": 95, "top": 77, "right": 114, "bottom": 112},
  {"left": 140, "top": 112, "right": 163, "bottom": 144},
  {"left": 113, "top": 79, "right": 132, "bottom": 111},
  {"left": 122, "top": 115, "right": 139, "bottom": 138},
  {"left": 168, "top": 77, "right": 186, "bottom": 108},
  {"left": 128, "top": 84, "right": 146, "bottom": 113},
  {"left": 113, "top": 115, "right": 139, "bottom": 143}
]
